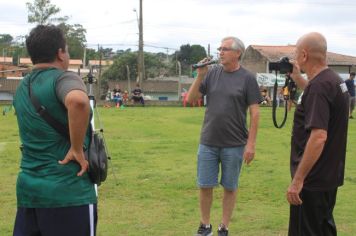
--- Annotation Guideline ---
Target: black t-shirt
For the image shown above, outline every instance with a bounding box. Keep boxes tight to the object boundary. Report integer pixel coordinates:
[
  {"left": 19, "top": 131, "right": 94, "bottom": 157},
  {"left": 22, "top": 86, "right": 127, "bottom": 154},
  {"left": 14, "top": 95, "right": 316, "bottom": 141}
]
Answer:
[
  {"left": 291, "top": 68, "right": 349, "bottom": 191},
  {"left": 132, "top": 88, "right": 142, "bottom": 96},
  {"left": 113, "top": 88, "right": 121, "bottom": 94}
]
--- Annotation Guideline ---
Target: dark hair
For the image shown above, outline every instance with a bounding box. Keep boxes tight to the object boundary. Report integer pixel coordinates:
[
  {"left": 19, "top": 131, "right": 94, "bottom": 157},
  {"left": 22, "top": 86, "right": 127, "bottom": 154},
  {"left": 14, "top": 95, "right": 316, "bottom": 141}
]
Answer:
[
  {"left": 26, "top": 25, "right": 67, "bottom": 64},
  {"left": 350, "top": 72, "right": 355, "bottom": 76}
]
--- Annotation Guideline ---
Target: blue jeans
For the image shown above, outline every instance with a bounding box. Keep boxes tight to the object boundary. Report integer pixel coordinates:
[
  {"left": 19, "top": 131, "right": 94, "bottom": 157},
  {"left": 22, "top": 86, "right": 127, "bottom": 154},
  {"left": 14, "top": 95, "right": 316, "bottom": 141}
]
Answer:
[{"left": 197, "top": 144, "right": 244, "bottom": 191}]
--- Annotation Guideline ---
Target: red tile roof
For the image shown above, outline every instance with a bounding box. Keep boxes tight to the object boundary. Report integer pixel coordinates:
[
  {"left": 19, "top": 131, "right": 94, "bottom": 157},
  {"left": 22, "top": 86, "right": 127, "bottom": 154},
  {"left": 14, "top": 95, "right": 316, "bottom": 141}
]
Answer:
[
  {"left": 19, "top": 58, "right": 32, "bottom": 65},
  {"left": 19, "top": 58, "right": 84, "bottom": 66},
  {"left": 88, "top": 60, "right": 113, "bottom": 66},
  {"left": 0, "top": 57, "right": 13, "bottom": 64},
  {"left": 69, "top": 59, "right": 83, "bottom": 65}
]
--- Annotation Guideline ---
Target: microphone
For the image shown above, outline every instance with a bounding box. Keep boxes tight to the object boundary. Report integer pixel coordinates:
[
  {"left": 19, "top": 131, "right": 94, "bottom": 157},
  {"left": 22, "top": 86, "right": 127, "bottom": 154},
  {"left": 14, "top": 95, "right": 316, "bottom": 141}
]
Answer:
[{"left": 192, "top": 60, "right": 218, "bottom": 69}]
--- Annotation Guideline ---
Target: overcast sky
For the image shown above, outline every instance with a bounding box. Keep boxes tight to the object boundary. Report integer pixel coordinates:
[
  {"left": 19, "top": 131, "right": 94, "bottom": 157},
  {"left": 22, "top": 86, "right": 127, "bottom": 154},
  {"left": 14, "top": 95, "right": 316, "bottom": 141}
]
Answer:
[{"left": 1, "top": 0, "right": 356, "bottom": 58}]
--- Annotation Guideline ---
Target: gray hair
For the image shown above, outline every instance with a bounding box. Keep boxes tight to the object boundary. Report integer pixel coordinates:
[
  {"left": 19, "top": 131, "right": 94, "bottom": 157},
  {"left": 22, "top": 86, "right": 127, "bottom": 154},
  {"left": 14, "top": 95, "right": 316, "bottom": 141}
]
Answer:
[{"left": 222, "top": 36, "right": 245, "bottom": 60}]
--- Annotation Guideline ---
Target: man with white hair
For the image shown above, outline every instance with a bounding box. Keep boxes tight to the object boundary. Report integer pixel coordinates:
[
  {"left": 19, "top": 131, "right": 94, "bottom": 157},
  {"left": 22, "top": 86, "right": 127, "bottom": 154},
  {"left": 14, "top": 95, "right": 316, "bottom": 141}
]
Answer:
[{"left": 187, "top": 36, "right": 261, "bottom": 236}]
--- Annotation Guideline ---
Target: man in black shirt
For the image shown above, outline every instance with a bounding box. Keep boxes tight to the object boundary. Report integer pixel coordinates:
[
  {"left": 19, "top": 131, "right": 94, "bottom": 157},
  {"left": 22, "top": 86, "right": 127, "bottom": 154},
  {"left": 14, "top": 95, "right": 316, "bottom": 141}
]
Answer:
[
  {"left": 287, "top": 32, "right": 349, "bottom": 236},
  {"left": 131, "top": 83, "right": 145, "bottom": 106}
]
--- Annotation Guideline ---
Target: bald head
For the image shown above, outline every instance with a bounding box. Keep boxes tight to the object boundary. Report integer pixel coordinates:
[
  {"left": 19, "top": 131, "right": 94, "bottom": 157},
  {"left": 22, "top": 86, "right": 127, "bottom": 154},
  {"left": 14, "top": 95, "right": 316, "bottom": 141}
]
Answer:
[{"left": 296, "top": 32, "right": 327, "bottom": 62}]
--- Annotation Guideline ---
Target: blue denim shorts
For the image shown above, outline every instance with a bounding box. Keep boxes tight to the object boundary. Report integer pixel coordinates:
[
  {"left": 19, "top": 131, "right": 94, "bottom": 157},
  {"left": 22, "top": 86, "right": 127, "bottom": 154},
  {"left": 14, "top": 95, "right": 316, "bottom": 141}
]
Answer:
[{"left": 197, "top": 144, "right": 244, "bottom": 191}]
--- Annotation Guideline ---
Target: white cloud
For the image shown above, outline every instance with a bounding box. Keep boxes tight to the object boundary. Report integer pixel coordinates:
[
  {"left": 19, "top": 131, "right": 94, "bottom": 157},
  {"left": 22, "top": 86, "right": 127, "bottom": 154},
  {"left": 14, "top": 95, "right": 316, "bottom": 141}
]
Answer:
[{"left": 1, "top": 0, "right": 356, "bottom": 56}]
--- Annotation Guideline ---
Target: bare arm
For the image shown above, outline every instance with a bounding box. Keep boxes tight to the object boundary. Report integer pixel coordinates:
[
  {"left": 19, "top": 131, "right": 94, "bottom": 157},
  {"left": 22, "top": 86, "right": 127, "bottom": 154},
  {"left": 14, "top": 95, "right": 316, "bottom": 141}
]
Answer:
[
  {"left": 243, "top": 103, "right": 260, "bottom": 165},
  {"left": 290, "top": 60, "right": 308, "bottom": 90},
  {"left": 291, "top": 73, "right": 308, "bottom": 90},
  {"left": 286, "top": 128, "right": 327, "bottom": 205},
  {"left": 186, "top": 58, "right": 210, "bottom": 103},
  {"left": 58, "top": 90, "right": 90, "bottom": 176}
]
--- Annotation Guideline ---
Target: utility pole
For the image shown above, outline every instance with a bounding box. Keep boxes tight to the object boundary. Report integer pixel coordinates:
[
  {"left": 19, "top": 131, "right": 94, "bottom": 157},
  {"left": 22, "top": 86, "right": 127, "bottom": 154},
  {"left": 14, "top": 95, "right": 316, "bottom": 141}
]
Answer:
[
  {"left": 166, "top": 48, "right": 169, "bottom": 63},
  {"left": 126, "top": 65, "right": 131, "bottom": 95},
  {"left": 98, "top": 44, "right": 102, "bottom": 99},
  {"left": 177, "top": 61, "right": 182, "bottom": 101},
  {"left": 83, "top": 47, "right": 87, "bottom": 69},
  {"left": 138, "top": 0, "right": 144, "bottom": 87}
]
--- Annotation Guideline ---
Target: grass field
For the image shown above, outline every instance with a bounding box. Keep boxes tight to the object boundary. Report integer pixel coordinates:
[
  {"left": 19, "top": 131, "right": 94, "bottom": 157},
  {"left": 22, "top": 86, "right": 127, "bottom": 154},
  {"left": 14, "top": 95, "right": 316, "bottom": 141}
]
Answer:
[{"left": 0, "top": 106, "right": 355, "bottom": 235}]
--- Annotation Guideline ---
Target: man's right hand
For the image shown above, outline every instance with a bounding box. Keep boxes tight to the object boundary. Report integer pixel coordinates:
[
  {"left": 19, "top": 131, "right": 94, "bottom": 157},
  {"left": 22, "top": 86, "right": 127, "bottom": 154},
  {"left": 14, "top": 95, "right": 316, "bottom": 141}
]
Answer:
[
  {"left": 59, "top": 147, "right": 89, "bottom": 176},
  {"left": 196, "top": 58, "right": 211, "bottom": 77},
  {"left": 289, "top": 59, "right": 308, "bottom": 90}
]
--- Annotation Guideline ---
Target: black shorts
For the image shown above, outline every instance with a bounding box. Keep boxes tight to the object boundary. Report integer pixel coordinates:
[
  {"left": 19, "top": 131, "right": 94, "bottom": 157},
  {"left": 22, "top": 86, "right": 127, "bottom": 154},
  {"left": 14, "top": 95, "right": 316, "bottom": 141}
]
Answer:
[
  {"left": 288, "top": 188, "right": 337, "bottom": 236},
  {"left": 13, "top": 204, "right": 97, "bottom": 236}
]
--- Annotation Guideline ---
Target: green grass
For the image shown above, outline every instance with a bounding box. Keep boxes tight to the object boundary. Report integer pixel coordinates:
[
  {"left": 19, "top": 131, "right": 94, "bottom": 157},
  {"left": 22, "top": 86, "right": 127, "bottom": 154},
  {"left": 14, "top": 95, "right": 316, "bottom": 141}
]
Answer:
[{"left": 1, "top": 106, "right": 355, "bottom": 235}]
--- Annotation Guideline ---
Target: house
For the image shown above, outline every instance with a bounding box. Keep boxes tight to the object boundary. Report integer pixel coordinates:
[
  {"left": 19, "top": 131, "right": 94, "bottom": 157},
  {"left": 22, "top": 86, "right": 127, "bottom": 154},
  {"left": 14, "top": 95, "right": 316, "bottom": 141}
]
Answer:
[
  {"left": 19, "top": 57, "right": 83, "bottom": 70},
  {"left": 0, "top": 64, "right": 29, "bottom": 78},
  {"left": 242, "top": 45, "right": 356, "bottom": 74},
  {"left": 88, "top": 60, "right": 113, "bottom": 68},
  {"left": 68, "top": 59, "right": 83, "bottom": 70},
  {"left": 1, "top": 58, "right": 84, "bottom": 103},
  {"left": 242, "top": 45, "right": 356, "bottom": 97},
  {"left": 0, "top": 56, "right": 13, "bottom": 64},
  {"left": 19, "top": 58, "right": 32, "bottom": 67},
  {"left": 0, "top": 78, "right": 22, "bottom": 103}
]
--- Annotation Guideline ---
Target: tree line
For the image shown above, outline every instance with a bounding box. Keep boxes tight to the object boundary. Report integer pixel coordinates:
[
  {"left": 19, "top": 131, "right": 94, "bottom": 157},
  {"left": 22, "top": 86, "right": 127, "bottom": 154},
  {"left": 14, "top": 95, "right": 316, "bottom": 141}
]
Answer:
[{"left": 1, "top": 0, "right": 209, "bottom": 81}]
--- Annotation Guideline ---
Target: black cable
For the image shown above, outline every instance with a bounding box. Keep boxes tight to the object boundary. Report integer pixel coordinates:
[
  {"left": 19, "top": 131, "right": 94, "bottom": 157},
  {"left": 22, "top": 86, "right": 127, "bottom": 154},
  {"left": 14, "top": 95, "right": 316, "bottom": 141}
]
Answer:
[{"left": 272, "top": 72, "right": 288, "bottom": 128}]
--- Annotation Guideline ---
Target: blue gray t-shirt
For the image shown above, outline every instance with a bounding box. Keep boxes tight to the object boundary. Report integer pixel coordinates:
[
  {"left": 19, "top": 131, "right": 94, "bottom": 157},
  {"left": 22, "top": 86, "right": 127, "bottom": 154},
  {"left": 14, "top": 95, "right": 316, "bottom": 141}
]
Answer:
[{"left": 199, "top": 65, "right": 262, "bottom": 147}]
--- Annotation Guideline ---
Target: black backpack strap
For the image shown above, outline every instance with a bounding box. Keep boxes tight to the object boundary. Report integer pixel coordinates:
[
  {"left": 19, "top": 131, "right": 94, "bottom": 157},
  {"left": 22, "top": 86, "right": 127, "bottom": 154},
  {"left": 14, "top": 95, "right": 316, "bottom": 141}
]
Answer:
[{"left": 28, "top": 73, "right": 70, "bottom": 139}]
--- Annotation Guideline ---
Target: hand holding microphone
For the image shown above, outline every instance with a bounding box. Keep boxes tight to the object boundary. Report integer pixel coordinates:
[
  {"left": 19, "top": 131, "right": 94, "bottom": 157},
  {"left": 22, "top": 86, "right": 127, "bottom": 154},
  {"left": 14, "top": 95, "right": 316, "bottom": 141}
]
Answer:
[{"left": 192, "top": 59, "right": 218, "bottom": 69}]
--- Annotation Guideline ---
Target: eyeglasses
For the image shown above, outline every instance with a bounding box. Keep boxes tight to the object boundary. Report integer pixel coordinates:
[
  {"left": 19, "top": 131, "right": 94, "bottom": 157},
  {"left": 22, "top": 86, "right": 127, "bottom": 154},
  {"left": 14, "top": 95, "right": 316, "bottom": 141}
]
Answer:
[{"left": 217, "top": 47, "right": 235, "bottom": 52}]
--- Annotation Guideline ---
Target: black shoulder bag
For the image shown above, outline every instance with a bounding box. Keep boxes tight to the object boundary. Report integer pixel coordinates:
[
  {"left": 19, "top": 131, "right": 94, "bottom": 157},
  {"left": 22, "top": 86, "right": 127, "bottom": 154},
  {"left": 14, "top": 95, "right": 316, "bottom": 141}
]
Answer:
[{"left": 28, "top": 75, "right": 108, "bottom": 186}]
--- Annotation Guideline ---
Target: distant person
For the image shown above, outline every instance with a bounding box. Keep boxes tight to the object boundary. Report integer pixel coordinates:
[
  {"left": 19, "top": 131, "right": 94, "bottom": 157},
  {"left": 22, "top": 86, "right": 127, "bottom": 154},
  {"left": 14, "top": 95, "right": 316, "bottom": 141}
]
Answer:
[
  {"left": 187, "top": 36, "right": 261, "bottom": 236},
  {"left": 260, "top": 88, "right": 271, "bottom": 105},
  {"left": 104, "top": 89, "right": 112, "bottom": 107},
  {"left": 282, "top": 73, "right": 298, "bottom": 111},
  {"left": 345, "top": 72, "right": 355, "bottom": 118},
  {"left": 113, "top": 90, "right": 122, "bottom": 108},
  {"left": 131, "top": 83, "right": 145, "bottom": 106},
  {"left": 113, "top": 85, "right": 121, "bottom": 95},
  {"left": 122, "top": 90, "right": 129, "bottom": 105},
  {"left": 12, "top": 25, "right": 97, "bottom": 236},
  {"left": 287, "top": 32, "right": 349, "bottom": 236}
]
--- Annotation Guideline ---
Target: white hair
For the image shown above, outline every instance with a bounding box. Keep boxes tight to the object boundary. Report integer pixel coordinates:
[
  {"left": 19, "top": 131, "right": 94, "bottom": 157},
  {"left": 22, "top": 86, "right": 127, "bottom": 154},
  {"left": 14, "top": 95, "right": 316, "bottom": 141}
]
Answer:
[{"left": 222, "top": 36, "right": 245, "bottom": 60}]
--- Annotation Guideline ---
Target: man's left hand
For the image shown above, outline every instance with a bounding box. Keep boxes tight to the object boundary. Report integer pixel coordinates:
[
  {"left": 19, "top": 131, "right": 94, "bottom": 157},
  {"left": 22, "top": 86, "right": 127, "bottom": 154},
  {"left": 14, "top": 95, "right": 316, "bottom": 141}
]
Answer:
[{"left": 243, "top": 144, "right": 255, "bottom": 165}]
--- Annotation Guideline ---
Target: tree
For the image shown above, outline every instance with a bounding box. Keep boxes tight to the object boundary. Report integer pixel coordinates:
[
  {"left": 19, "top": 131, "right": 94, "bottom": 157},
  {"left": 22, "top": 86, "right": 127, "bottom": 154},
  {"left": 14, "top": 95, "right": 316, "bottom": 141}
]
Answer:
[
  {"left": 0, "top": 34, "right": 13, "bottom": 45},
  {"left": 102, "top": 52, "right": 137, "bottom": 84},
  {"left": 190, "top": 45, "right": 207, "bottom": 65},
  {"left": 144, "top": 52, "right": 170, "bottom": 78},
  {"left": 58, "top": 23, "right": 87, "bottom": 59},
  {"left": 177, "top": 44, "right": 207, "bottom": 75},
  {"left": 26, "top": 0, "right": 68, "bottom": 24},
  {"left": 26, "top": 0, "right": 88, "bottom": 60},
  {"left": 85, "top": 48, "right": 99, "bottom": 66},
  {"left": 102, "top": 50, "right": 173, "bottom": 83},
  {"left": 177, "top": 44, "right": 207, "bottom": 65}
]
